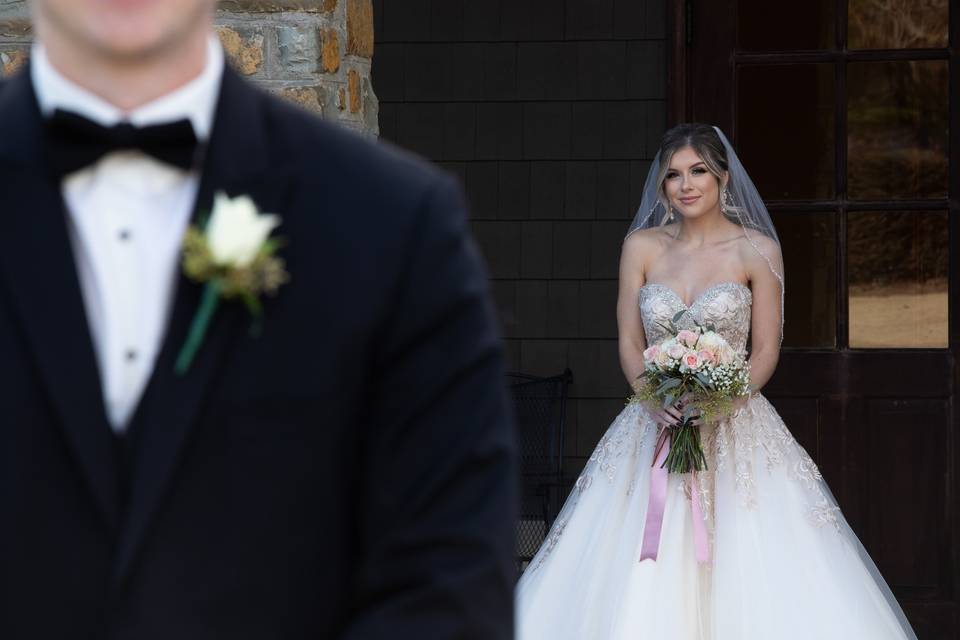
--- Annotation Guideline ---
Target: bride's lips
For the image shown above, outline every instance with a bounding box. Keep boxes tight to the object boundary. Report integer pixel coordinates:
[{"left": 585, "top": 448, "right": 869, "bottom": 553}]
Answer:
[{"left": 679, "top": 196, "right": 700, "bottom": 205}]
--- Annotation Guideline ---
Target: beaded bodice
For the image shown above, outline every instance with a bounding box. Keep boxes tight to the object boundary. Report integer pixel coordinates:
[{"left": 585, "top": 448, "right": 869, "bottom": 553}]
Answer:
[{"left": 639, "top": 281, "right": 752, "bottom": 353}]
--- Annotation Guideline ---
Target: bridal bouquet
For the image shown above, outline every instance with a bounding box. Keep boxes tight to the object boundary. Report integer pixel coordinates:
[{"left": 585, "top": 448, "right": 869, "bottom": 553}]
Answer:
[{"left": 630, "top": 312, "right": 751, "bottom": 473}]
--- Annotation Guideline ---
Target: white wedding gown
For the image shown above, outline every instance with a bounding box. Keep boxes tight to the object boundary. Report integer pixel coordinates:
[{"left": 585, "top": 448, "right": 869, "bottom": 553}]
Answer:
[{"left": 515, "top": 282, "right": 918, "bottom": 640}]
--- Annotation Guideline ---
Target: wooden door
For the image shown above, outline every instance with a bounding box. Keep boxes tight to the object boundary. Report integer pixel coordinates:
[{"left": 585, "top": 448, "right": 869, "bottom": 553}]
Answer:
[{"left": 671, "top": 1, "right": 958, "bottom": 637}]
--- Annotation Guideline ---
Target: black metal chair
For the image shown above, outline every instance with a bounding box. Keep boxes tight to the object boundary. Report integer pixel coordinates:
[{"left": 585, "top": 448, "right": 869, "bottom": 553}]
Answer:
[{"left": 507, "top": 368, "right": 573, "bottom": 574}]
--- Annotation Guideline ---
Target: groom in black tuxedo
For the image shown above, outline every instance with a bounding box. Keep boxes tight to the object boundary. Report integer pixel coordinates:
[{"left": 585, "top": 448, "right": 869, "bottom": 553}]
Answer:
[{"left": 0, "top": 1, "right": 516, "bottom": 638}]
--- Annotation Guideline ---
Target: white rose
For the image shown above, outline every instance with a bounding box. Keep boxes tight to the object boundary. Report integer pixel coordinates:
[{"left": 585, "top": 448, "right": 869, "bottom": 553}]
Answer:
[{"left": 206, "top": 191, "right": 281, "bottom": 268}]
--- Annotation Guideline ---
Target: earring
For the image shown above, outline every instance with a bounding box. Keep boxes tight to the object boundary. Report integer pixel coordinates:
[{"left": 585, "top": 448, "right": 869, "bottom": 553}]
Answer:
[
  {"left": 721, "top": 188, "right": 731, "bottom": 214},
  {"left": 667, "top": 204, "right": 674, "bottom": 221}
]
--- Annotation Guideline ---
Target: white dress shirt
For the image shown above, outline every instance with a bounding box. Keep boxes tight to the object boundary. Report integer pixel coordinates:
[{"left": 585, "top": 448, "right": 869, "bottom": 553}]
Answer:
[{"left": 31, "top": 37, "right": 224, "bottom": 431}]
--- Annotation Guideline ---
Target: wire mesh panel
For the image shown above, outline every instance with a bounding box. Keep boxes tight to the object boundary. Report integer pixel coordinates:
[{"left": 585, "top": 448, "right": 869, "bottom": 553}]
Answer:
[{"left": 508, "top": 369, "right": 572, "bottom": 573}]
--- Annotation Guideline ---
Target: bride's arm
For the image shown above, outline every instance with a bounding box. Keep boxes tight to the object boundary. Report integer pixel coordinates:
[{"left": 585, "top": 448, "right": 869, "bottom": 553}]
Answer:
[
  {"left": 744, "top": 236, "right": 785, "bottom": 392},
  {"left": 617, "top": 232, "right": 650, "bottom": 392}
]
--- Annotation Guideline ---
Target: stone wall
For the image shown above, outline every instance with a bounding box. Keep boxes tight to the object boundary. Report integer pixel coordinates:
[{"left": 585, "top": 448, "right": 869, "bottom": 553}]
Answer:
[{"left": 0, "top": 0, "right": 378, "bottom": 136}]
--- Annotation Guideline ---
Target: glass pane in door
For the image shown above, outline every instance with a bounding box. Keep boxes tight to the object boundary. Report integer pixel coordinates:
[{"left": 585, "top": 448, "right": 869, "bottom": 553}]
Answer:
[
  {"left": 849, "top": 0, "right": 948, "bottom": 49},
  {"left": 737, "top": 64, "right": 835, "bottom": 200},
  {"left": 772, "top": 211, "right": 837, "bottom": 348},
  {"left": 848, "top": 210, "right": 948, "bottom": 348},
  {"left": 739, "top": 0, "right": 835, "bottom": 51},
  {"left": 848, "top": 60, "right": 949, "bottom": 200}
]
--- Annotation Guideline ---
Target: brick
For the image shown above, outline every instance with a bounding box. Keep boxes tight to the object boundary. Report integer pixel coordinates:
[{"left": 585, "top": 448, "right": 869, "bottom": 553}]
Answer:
[
  {"left": 576, "top": 41, "right": 626, "bottom": 100},
  {"left": 370, "top": 42, "right": 403, "bottom": 101},
  {"left": 276, "top": 24, "right": 318, "bottom": 75},
  {"left": 547, "top": 280, "right": 580, "bottom": 337},
  {"left": 404, "top": 43, "right": 453, "bottom": 100},
  {"left": 442, "top": 102, "right": 476, "bottom": 161},
  {"left": 429, "top": 0, "right": 464, "bottom": 41},
  {"left": 613, "top": 0, "right": 647, "bottom": 39},
  {"left": 361, "top": 76, "right": 378, "bottom": 132},
  {"left": 0, "top": 48, "right": 26, "bottom": 76},
  {"left": 517, "top": 43, "right": 577, "bottom": 101},
  {"left": 451, "top": 44, "right": 485, "bottom": 100},
  {"left": 346, "top": 0, "right": 374, "bottom": 57},
  {"left": 381, "top": 0, "right": 430, "bottom": 41},
  {"left": 568, "top": 341, "right": 624, "bottom": 397},
  {"left": 397, "top": 103, "right": 444, "bottom": 158},
  {"left": 476, "top": 103, "right": 522, "bottom": 160},
  {"left": 602, "top": 102, "right": 646, "bottom": 159},
  {"left": 520, "top": 340, "right": 569, "bottom": 378},
  {"left": 502, "top": 339, "right": 522, "bottom": 373},
  {"left": 577, "top": 398, "right": 625, "bottom": 455},
  {"left": 463, "top": 0, "right": 500, "bottom": 41},
  {"left": 596, "top": 161, "right": 631, "bottom": 219},
  {"left": 498, "top": 162, "right": 530, "bottom": 220},
  {"left": 320, "top": 28, "right": 341, "bottom": 73},
  {"left": 471, "top": 221, "right": 521, "bottom": 278},
  {"left": 565, "top": 0, "right": 614, "bottom": 40},
  {"left": 491, "top": 280, "right": 518, "bottom": 338},
  {"left": 0, "top": 20, "right": 31, "bottom": 38},
  {"left": 646, "top": 100, "right": 666, "bottom": 156},
  {"left": 629, "top": 160, "right": 654, "bottom": 210},
  {"left": 372, "top": 0, "right": 383, "bottom": 42},
  {"left": 483, "top": 43, "right": 518, "bottom": 101},
  {"left": 579, "top": 281, "right": 619, "bottom": 338},
  {"left": 216, "top": 26, "right": 264, "bottom": 76},
  {"left": 565, "top": 161, "right": 597, "bottom": 219},
  {"left": 562, "top": 399, "right": 579, "bottom": 464},
  {"left": 348, "top": 69, "right": 361, "bottom": 112},
  {"left": 337, "top": 87, "right": 347, "bottom": 111},
  {"left": 274, "top": 85, "right": 325, "bottom": 114},
  {"left": 626, "top": 40, "right": 665, "bottom": 100},
  {"left": 645, "top": 0, "right": 666, "bottom": 38},
  {"left": 523, "top": 102, "right": 571, "bottom": 160},
  {"left": 530, "top": 162, "right": 565, "bottom": 219},
  {"left": 501, "top": 0, "right": 564, "bottom": 41},
  {"left": 552, "top": 221, "right": 591, "bottom": 278},
  {"left": 377, "top": 102, "right": 398, "bottom": 142},
  {"left": 516, "top": 281, "right": 548, "bottom": 338},
  {"left": 590, "top": 221, "right": 627, "bottom": 278},
  {"left": 571, "top": 102, "right": 603, "bottom": 159},
  {"left": 219, "top": 0, "right": 337, "bottom": 11},
  {"left": 521, "top": 221, "right": 554, "bottom": 279},
  {"left": 466, "top": 162, "right": 499, "bottom": 219}
]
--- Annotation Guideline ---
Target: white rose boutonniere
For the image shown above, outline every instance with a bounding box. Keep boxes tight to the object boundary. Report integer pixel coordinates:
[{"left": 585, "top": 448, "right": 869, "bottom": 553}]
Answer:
[{"left": 175, "top": 191, "right": 290, "bottom": 374}]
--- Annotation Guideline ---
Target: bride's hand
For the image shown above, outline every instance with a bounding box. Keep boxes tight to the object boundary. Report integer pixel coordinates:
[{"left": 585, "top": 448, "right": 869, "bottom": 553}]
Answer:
[{"left": 677, "top": 395, "right": 703, "bottom": 427}]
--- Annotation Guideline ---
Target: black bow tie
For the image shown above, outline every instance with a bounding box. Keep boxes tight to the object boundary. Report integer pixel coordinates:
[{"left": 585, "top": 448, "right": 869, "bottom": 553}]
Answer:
[{"left": 44, "top": 108, "right": 200, "bottom": 178}]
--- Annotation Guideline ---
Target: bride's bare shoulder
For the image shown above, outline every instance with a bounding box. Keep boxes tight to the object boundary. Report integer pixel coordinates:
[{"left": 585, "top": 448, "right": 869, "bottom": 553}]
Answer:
[{"left": 622, "top": 225, "right": 674, "bottom": 255}]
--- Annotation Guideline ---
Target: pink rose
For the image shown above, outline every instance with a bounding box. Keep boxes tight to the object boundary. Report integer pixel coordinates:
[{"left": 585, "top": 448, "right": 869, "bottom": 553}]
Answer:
[
  {"left": 697, "top": 349, "right": 716, "bottom": 365},
  {"left": 642, "top": 345, "right": 660, "bottom": 362},
  {"left": 683, "top": 352, "right": 701, "bottom": 370},
  {"left": 677, "top": 329, "right": 699, "bottom": 347},
  {"left": 667, "top": 343, "right": 686, "bottom": 360}
]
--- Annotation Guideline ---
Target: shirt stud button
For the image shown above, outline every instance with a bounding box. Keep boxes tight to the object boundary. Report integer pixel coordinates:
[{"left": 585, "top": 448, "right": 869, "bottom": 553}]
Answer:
[{"left": 118, "top": 229, "right": 132, "bottom": 242}]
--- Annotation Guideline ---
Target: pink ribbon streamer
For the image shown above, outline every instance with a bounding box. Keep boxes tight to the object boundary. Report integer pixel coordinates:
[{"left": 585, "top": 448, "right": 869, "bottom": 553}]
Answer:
[
  {"left": 638, "top": 428, "right": 712, "bottom": 565},
  {"left": 638, "top": 430, "right": 670, "bottom": 562}
]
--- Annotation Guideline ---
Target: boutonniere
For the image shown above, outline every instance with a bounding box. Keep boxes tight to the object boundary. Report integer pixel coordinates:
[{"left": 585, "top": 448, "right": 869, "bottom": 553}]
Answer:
[{"left": 174, "top": 191, "right": 290, "bottom": 375}]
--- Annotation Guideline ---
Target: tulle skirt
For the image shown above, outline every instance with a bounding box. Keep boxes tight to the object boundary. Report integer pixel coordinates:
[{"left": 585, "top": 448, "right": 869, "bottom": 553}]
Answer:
[{"left": 515, "top": 395, "right": 917, "bottom": 640}]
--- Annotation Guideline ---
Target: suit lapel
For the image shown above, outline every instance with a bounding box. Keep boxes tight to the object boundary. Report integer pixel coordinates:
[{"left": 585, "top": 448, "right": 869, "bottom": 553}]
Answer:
[
  {"left": 0, "top": 72, "right": 120, "bottom": 530},
  {"left": 113, "top": 67, "right": 295, "bottom": 585}
]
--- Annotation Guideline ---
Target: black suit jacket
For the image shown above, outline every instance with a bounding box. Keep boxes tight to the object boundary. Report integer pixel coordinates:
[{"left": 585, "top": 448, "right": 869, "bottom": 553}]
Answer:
[{"left": 0, "top": 66, "right": 517, "bottom": 639}]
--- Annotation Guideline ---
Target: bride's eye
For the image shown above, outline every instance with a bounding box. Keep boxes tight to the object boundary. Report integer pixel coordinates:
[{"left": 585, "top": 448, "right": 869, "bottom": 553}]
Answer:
[
  {"left": 666, "top": 171, "right": 679, "bottom": 179},
  {"left": 692, "top": 167, "right": 706, "bottom": 175}
]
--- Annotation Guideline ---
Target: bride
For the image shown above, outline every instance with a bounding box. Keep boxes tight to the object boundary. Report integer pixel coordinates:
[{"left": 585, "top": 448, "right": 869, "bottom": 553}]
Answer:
[{"left": 515, "top": 123, "right": 918, "bottom": 639}]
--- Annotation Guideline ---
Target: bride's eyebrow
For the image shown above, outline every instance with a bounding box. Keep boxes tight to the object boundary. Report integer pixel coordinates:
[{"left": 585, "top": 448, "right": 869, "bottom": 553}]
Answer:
[{"left": 667, "top": 162, "right": 706, "bottom": 172}]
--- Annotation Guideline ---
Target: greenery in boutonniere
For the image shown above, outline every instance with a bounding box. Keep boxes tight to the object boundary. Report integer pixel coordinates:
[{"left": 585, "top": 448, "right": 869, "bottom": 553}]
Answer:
[{"left": 175, "top": 191, "right": 290, "bottom": 375}]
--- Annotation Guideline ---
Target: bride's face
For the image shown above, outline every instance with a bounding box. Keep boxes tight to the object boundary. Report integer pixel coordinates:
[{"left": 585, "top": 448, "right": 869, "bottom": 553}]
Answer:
[{"left": 664, "top": 146, "right": 724, "bottom": 221}]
